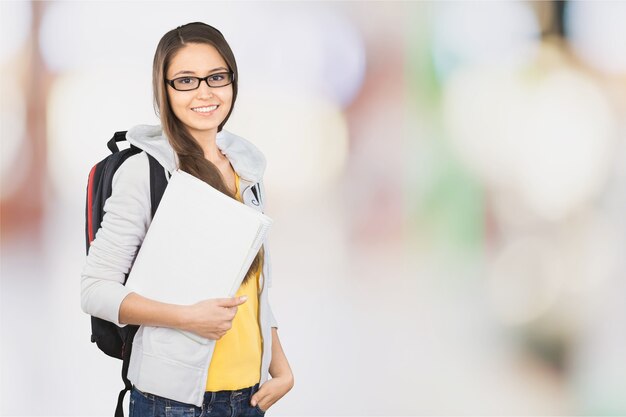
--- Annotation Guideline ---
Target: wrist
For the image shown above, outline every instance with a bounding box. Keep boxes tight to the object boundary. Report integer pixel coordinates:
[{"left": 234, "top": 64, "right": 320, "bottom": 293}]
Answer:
[{"left": 175, "top": 304, "right": 192, "bottom": 331}]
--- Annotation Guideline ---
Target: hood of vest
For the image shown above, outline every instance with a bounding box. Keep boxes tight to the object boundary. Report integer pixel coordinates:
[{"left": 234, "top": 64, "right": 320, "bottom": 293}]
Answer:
[{"left": 125, "top": 124, "right": 266, "bottom": 183}]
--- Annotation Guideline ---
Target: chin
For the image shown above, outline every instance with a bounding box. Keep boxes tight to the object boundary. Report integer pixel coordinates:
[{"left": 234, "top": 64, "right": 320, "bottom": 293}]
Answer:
[{"left": 188, "top": 122, "right": 221, "bottom": 134}]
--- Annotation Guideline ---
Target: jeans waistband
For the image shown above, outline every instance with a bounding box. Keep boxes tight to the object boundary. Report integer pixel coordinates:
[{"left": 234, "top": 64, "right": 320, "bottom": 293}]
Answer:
[
  {"left": 205, "top": 382, "right": 260, "bottom": 403},
  {"left": 133, "top": 382, "right": 260, "bottom": 406}
]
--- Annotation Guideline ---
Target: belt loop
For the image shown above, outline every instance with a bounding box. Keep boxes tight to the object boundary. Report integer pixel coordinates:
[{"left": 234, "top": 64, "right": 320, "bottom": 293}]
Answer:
[{"left": 199, "top": 394, "right": 208, "bottom": 417}]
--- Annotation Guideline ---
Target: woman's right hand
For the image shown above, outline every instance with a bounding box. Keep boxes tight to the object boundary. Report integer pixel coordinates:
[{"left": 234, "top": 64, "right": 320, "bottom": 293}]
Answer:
[{"left": 181, "top": 296, "right": 248, "bottom": 340}]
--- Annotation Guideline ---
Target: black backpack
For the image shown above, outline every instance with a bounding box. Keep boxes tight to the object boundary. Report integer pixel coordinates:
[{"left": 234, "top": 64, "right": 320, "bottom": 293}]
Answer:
[{"left": 85, "top": 131, "right": 169, "bottom": 417}]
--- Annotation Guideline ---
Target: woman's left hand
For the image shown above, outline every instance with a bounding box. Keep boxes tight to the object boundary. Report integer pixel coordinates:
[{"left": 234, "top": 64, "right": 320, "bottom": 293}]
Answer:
[{"left": 250, "top": 372, "right": 294, "bottom": 412}]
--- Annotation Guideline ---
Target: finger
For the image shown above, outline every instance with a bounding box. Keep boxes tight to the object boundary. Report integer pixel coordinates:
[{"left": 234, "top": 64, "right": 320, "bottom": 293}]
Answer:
[
  {"left": 251, "top": 391, "right": 269, "bottom": 408},
  {"left": 216, "top": 296, "right": 247, "bottom": 307},
  {"left": 227, "top": 306, "right": 238, "bottom": 319},
  {"left": 250, "top": 387, "right": 262, "bottom": 406}
]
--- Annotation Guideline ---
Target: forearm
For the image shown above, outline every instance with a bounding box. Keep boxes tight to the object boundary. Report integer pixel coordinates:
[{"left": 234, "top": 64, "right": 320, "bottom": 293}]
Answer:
[
  {"left": 118, "top": 292, "right": 188, "bottom": 329},
  {"left": 269, "top": 327, "right": 294, "bottom": 381},
  {"left": 251, "top": 328, "right": 294, "bottom": 410}
]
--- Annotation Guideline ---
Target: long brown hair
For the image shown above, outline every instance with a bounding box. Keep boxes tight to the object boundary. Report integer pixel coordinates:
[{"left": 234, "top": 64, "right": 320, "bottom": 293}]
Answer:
[{"left": 152, "top": 22, "right": 263, "bottom": 286}]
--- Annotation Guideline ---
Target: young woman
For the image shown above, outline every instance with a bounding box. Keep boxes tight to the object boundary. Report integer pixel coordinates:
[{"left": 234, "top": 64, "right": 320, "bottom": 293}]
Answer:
[{"left": 81, "top": 22, "right": 294, "bottom": 416}]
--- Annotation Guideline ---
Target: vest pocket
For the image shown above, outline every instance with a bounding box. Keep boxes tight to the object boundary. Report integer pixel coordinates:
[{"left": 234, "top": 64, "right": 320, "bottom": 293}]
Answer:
[{"left": 142, "top": 326, "right": 211, "bottom": 370}]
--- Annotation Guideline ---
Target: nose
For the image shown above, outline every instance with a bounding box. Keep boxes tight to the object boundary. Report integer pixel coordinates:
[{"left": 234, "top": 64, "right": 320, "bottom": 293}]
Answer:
[{"left": 196, "top": 79, "right": 214, "bottom": 97}]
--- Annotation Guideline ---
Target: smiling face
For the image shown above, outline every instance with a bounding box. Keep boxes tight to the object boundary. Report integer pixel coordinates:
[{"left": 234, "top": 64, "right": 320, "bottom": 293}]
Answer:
[{"left": 165, "top": 42, "right": 233, "bottom": 141}]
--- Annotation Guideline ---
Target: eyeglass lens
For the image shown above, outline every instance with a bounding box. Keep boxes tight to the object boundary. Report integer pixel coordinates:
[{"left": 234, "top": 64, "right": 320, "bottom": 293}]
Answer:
[{"left": 172, "top": 73, "right": 232, "bottom": 90}]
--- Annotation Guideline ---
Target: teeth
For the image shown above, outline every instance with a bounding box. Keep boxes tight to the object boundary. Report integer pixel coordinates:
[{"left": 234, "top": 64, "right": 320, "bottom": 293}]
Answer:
[{"left": 192, "top": 105, "right": 218, "bottom": 113}]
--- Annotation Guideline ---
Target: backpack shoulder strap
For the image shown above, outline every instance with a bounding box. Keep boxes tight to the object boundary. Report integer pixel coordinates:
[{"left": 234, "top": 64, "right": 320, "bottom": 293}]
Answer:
[
  {"left": 115, "top": 327, "right": 137, "bottom": 417},
  {"left": 108, "top": 131, "right": 129, "bottom": 153},
  {"left": 147, "top": 153, "right": 169, "bottom": 217},
  {"left": 86, "top": 136, "right": 142, "bottom": 254}
]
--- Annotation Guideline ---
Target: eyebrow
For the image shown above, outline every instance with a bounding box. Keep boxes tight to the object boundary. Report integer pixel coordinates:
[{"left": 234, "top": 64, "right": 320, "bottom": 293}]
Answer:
[{"left": 171, "top": 67, "right": 229, "bottom": 77}]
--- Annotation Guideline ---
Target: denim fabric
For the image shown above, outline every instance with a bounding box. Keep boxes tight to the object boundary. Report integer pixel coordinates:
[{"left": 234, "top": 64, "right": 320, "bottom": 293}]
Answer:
[{"left": 129, "top": 383, "right": 266, "bottom": 417}]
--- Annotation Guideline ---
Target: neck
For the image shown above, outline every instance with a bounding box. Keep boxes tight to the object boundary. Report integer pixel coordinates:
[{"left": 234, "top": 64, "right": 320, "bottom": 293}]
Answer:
[{"left": 190, "top": 128, "right": 225, "bottom": 163}]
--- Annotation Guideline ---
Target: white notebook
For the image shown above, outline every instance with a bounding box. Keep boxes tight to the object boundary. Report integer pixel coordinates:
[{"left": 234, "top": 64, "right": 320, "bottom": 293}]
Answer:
[{"left": 125, "top": 169, "right": 272, "bottom": 307}]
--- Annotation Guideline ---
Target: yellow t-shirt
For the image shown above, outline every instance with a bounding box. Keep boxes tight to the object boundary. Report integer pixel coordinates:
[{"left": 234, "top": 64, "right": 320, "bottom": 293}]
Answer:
[{"left": 205, "top": 172, "right": 263, "bottom": 391}]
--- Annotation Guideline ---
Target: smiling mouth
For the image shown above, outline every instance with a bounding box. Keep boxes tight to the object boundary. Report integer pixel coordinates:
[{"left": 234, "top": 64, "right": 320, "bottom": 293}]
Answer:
[{"left": 191, "top": 105, "right": 219, "bottom": 113}]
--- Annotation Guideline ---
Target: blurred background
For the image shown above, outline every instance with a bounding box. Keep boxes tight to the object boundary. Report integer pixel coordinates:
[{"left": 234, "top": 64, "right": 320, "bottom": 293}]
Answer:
[{"left": 2, "top": 1, "right": 626, "bottom": 415}]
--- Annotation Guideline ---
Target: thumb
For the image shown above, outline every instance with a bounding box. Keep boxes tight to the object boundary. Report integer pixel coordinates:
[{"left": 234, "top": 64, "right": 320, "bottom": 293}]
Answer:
[
  {"left": 250, "top": 392, "right": 260, "bottom": 407},
  {"left": 217, "top": 295, "right": 248, "bottom": 307}
]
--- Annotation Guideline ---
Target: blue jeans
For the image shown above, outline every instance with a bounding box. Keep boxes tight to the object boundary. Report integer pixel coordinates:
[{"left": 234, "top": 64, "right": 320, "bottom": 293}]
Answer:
[{"left": 129, "top": 383, "right": 266, "bottom": 417}]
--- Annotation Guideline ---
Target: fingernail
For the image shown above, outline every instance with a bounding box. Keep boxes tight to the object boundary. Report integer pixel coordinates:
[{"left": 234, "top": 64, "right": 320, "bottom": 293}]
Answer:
[{"left": 241, "top": 296, "right": 248, "bottom": 302}]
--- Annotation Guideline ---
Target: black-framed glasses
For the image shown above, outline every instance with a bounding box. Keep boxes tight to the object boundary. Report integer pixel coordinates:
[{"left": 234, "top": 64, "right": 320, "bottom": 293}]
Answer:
[{"left": 165, "top": 72, "right": 235, "bottom": 91}]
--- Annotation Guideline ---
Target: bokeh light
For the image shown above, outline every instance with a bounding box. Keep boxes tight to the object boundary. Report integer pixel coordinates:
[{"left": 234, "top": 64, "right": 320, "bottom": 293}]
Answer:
[
  {"left": 488, "top": 236, "right": 565, "bottom": 325},
  {"left": 233, "top": 5, "right": 366, "bottom": 109},
  {"left": 431, "top": 1, "right": 540, "bottom": 81},
  {"left": 229, "top": 88, "right": 349, "bottom": 201},
  {"left": 443, "top": 44, "right": 615, "bottom": 221},
  {"left": 0, "top": 1, "right": 31, "bottom": 65},
  {"left": 47, "top": 70, "right": 157, "bottom": 204},
  {"left": 566, "top": 1, "right": 626, "bottom": 75},
  {"left": 0, "top": 80, "right": 29, "bottom": 200}
]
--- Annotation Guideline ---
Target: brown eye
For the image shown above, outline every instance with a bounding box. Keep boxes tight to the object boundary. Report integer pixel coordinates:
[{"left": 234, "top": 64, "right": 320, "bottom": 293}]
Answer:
[{"left": 172, "top": 77, "right": 200, "bottom": 91}]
